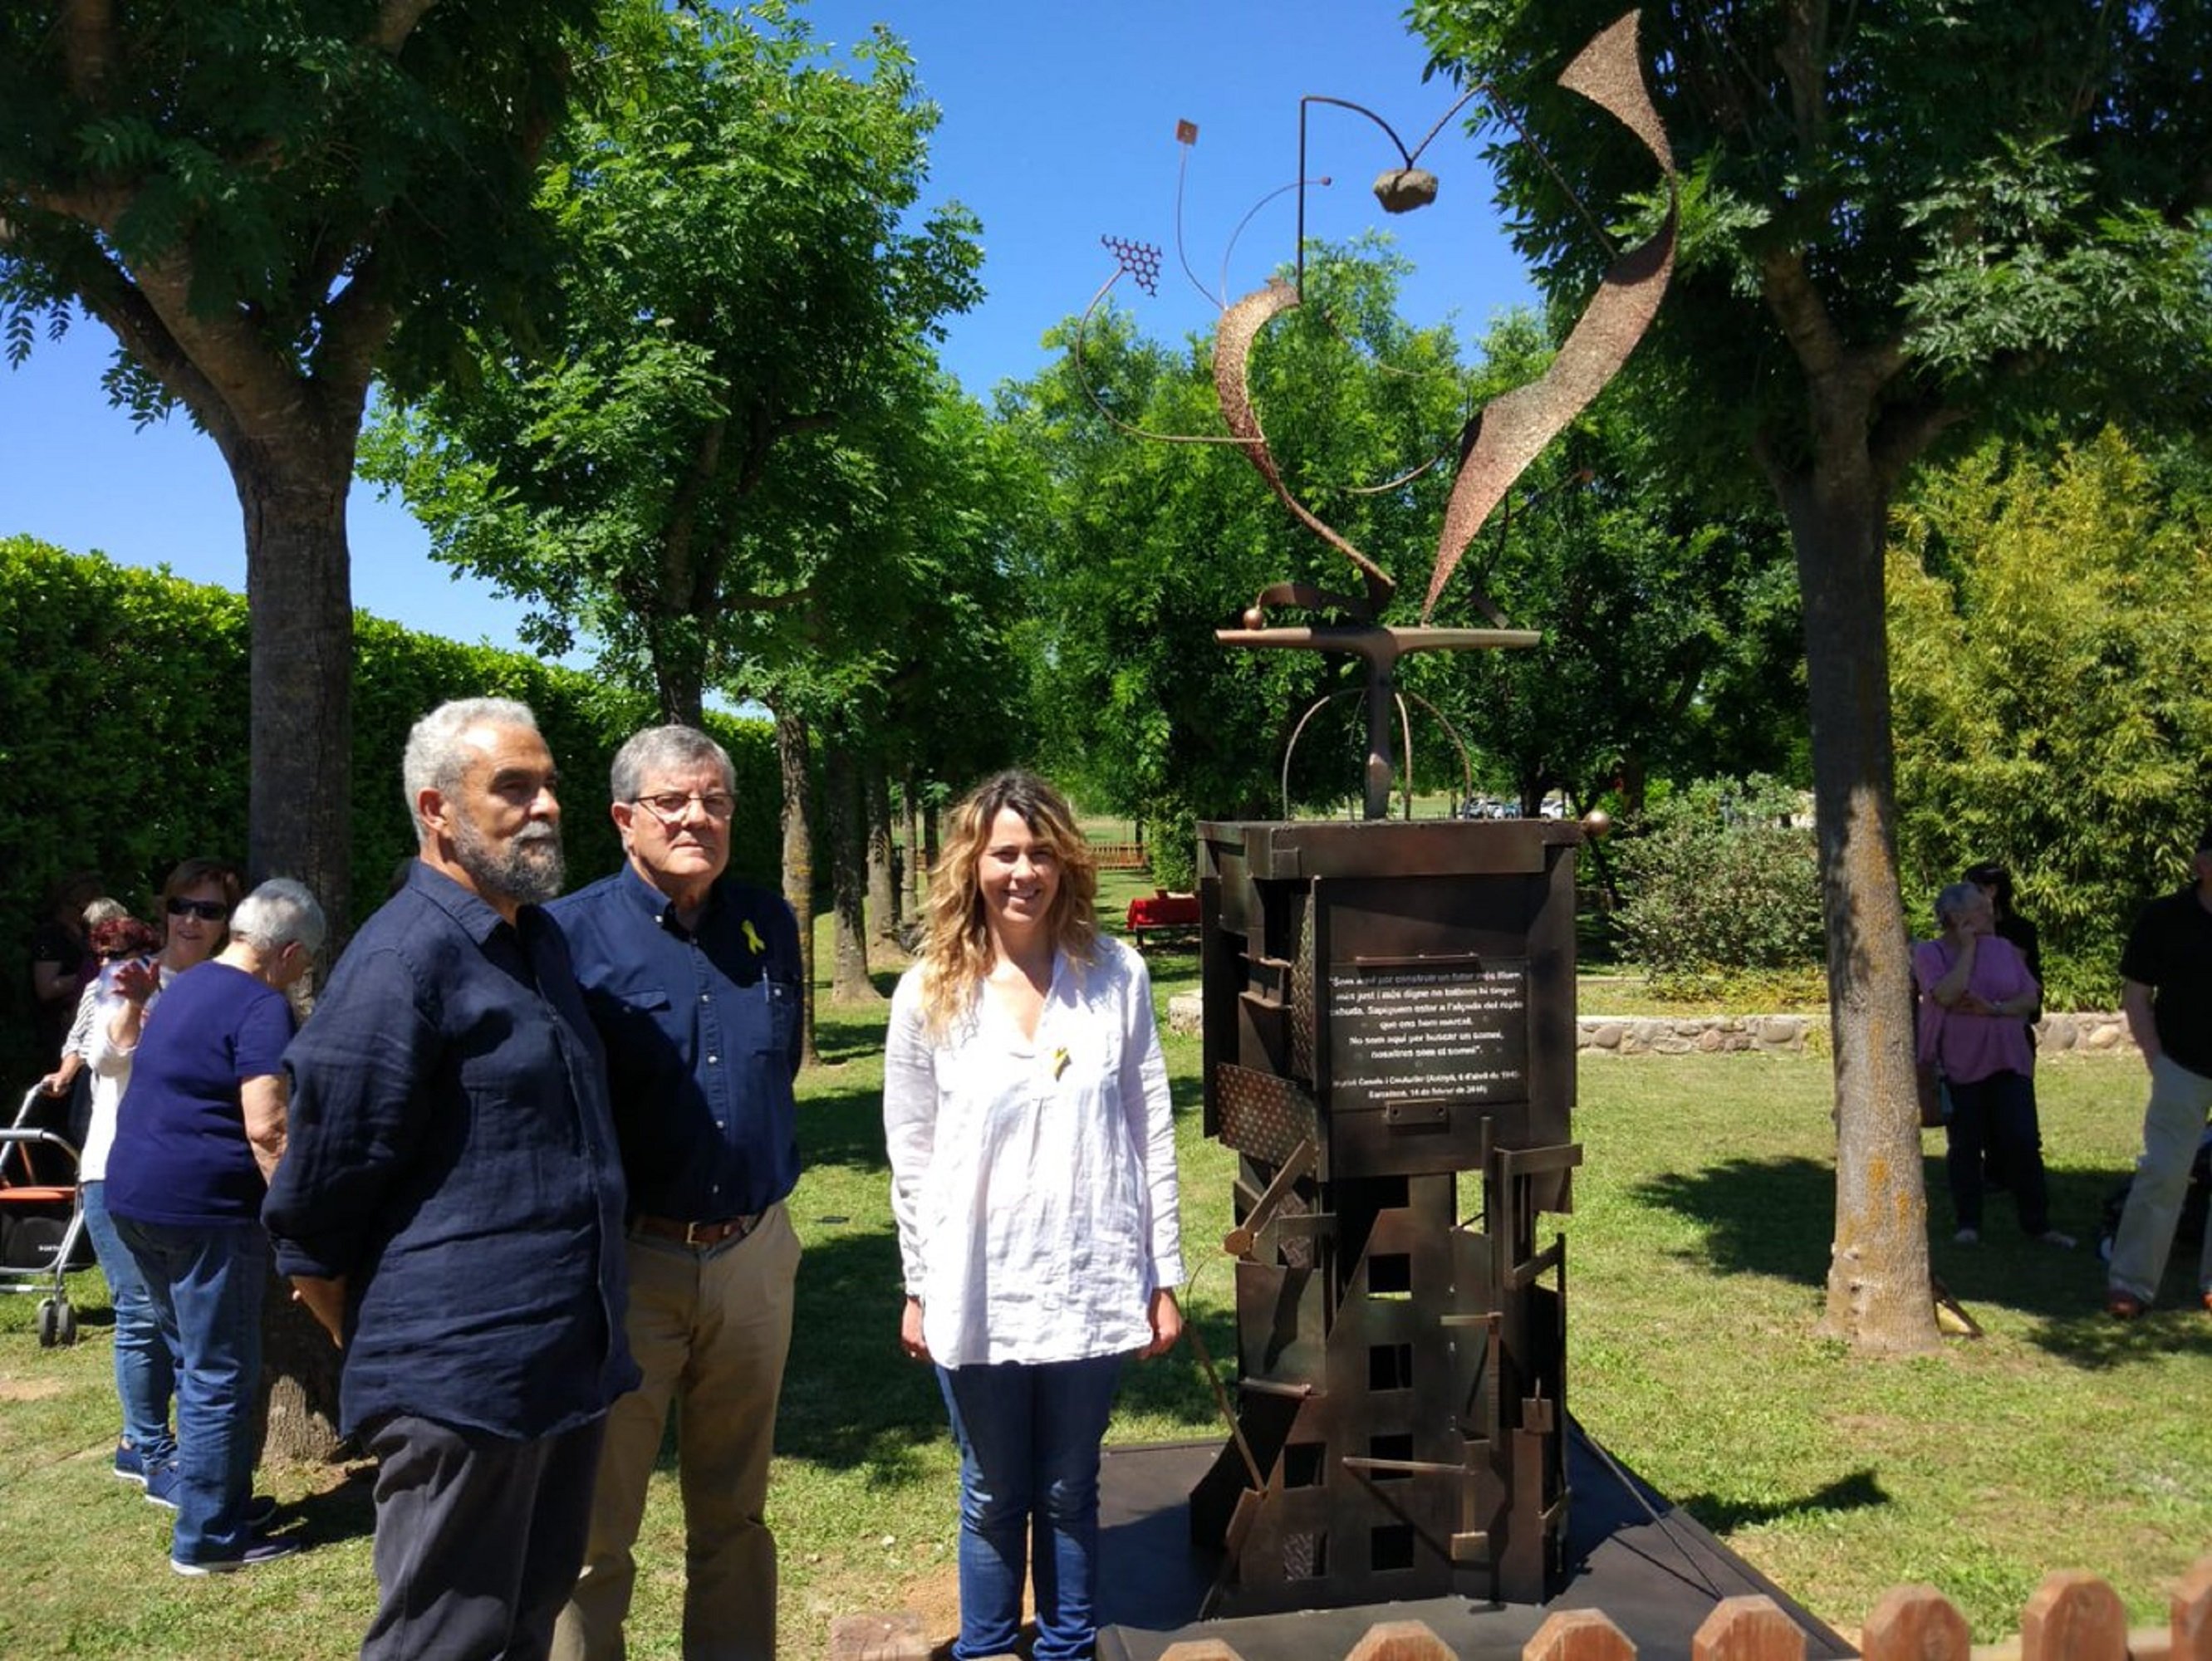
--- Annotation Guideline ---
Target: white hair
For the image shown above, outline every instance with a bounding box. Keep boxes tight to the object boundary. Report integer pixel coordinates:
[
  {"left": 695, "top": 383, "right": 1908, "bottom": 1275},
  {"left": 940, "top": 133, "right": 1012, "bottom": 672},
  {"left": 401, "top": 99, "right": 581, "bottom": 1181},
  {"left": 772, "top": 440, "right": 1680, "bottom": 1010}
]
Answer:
[
  {"left": 402, "top": 698, "right": 542, "bottom": 838},
  {"left": 609, "top": 724, "right": 733, "bottom": 805},
  {"left": 1934, "top": 882, "right": 1984, "bottom": 928},
  {"left": 229, "top": 878, "right": 328, "bottom": 959}
]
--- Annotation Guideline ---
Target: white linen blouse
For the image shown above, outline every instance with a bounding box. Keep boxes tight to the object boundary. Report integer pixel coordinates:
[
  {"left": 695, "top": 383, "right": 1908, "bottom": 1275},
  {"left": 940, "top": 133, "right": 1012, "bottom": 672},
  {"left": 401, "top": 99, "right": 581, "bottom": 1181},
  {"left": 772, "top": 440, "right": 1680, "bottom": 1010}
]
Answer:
[{"left": 883, "top": 935, "right": 1184, "bottom": 1369}]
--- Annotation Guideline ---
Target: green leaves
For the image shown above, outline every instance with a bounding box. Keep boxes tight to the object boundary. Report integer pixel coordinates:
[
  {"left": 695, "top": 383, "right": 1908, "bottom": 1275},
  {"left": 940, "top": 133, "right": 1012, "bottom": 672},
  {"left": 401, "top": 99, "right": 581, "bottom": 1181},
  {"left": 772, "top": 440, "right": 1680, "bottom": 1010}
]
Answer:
[
  {"left": 365, "top": 0, "right": 989, "bottom": 728},
  {"left": 1889, "top": 429, "right": 2212, "bottom": 1006}
]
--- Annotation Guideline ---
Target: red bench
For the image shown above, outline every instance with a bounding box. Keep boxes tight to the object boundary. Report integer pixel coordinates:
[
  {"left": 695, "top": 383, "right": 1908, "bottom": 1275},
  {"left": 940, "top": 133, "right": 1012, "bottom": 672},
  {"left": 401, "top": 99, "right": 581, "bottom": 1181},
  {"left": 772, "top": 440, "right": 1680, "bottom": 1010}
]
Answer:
[{"left": 1125, "top": 890, "right": 1200, "bottom": 945}]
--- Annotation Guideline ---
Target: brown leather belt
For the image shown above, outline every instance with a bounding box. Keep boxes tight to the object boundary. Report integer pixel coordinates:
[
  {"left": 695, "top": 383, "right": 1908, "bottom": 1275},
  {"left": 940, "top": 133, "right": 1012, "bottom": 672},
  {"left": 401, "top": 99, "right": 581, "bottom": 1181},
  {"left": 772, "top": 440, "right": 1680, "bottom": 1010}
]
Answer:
[{"left": 633, "top": 1212, "right": 764, "bottom": 1248}]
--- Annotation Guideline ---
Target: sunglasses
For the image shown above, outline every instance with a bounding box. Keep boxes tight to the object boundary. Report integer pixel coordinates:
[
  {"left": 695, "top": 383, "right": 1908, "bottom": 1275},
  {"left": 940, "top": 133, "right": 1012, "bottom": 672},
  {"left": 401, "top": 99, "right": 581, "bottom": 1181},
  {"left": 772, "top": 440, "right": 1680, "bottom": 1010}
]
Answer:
[{"left": 166, "top": 898, "right": 228, "bottom": 922}]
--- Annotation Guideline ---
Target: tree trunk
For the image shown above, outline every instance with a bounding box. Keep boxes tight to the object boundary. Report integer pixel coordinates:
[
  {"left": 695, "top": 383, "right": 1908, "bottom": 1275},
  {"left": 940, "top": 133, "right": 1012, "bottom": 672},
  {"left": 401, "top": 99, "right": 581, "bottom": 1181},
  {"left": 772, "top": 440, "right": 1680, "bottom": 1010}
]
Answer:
[
  {"left": 866, "top": 752, "right": 900, "bottom": 948},
  {"left": 1768, "top": 443, "right": 1940, "bottom": 1355},
  {"left": 904, "top": 769, "right": 926, "bottom": 914},
  {"left": 825, "top": 737, "right": 879, "bottom": 1003},
  {"left": 240, "top": 460, "right": 355, "bottom": 930},
  {"left": 775, "top": 709, "right": 820, "bottom": 1068},
  {"left": 231, "top": 442, "right": 355, "bottom": 1463}
]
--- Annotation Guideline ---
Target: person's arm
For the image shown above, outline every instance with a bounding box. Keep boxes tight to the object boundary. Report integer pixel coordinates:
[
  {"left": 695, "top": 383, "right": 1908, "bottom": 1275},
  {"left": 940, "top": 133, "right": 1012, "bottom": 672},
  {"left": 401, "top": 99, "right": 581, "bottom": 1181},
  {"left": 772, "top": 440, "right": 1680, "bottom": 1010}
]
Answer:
[
  {"left": 881, "top": 975, "right": 939, "bottom": 1360},
  {"left": 2121, "top": 977, "right": 2160, "bottom": 1071},
  {"left": 39, "top": 981, "right": 94, "bottom": 1095},
  {"left": 1143, "top": 1287, "right": 1184, "bottom": 1360},
  {"left": 1988, "top": 961, "right": 2040, "bottom": 1023},
  {"left": 89, "top": 959, "right": 160, "bottom": 1070},
  {"left": 775, "top": 899, "right": 806, "bottom": 1082},
  {"left": 1927, "top": 932, "right": 1977, "bottom": 1007},
  {"left": 263, "top": 945, "right": 439, "bottom": 1290},
  {"left": 1118, "top": 947, "right": 1185, "bottom": 1325},
  {"left": 289, "top": 1275, "right": 348, "bottom": 1346},
  {"left": 240, "top": 1073, "right": 287, "bottom": 1184}
]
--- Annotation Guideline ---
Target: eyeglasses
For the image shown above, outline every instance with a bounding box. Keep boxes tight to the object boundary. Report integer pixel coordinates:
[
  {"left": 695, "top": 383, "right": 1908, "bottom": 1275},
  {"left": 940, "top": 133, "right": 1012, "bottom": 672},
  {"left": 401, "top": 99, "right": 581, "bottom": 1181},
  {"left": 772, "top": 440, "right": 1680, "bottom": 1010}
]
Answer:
[
  {"left": 166, "top": 898, "right": 228, "bottom": 921},
  {"left": 631, "top": 791, "right": 735, "bottom": 823}
]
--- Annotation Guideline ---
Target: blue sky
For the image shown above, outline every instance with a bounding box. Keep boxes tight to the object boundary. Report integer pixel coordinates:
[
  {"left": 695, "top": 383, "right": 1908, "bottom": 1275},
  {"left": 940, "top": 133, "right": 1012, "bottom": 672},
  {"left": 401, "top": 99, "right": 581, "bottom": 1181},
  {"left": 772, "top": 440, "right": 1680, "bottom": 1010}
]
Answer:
[{"left": 0, "top": 0, "right": 1536, "bottom": 657}]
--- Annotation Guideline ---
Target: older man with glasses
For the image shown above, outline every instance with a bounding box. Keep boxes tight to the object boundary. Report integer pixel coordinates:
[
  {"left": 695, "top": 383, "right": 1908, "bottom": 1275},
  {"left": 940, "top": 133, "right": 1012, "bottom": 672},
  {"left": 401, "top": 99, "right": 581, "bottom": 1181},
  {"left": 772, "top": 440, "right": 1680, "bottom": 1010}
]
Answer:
[{"left": 549, "top": 724, "right": 804, "bottom": 1661}]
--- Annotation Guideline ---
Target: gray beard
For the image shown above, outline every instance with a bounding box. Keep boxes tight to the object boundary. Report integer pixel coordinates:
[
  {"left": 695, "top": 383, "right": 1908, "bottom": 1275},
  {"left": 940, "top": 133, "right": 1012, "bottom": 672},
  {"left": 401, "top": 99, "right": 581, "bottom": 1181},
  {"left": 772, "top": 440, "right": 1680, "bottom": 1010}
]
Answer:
[{"left": 454, "top": 817, "right": 565, "bottom": 908}]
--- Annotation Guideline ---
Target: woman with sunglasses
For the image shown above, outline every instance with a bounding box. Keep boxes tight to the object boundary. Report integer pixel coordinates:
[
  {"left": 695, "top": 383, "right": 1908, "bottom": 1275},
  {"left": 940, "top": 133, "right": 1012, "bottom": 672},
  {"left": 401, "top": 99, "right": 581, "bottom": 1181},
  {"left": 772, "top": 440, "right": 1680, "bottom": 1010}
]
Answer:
[{"left": 81, "top": 857, "right": 242, "bottom": 1492}]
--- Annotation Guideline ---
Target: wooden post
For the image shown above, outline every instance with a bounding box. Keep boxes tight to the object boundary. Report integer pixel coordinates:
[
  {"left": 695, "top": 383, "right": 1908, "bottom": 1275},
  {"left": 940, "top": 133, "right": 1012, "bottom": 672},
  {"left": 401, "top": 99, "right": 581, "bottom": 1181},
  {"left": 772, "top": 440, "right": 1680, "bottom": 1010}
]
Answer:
[
  {"left": 1345, "top": 1619, "right": 1459, "bottom": 1660},
  {"left": 2022, "top": 1571, "right": 2128, "bottom": 1661},
  {"left": 1525, "top": 1608, "right": 1637, "bottom": 1661},
  {"left": 2171, "top": 1556, "right": 2212, "bottom": 1661},
  {"left": 1860, "top": 1585, "right": 1969, "bottom": 1661},
  {"left": 1159, "top": 1642, "right": 1246, "bottom": 1661},
  {"left": 1692, "top": 1595, "right": 1806, "bottom": 1661}
]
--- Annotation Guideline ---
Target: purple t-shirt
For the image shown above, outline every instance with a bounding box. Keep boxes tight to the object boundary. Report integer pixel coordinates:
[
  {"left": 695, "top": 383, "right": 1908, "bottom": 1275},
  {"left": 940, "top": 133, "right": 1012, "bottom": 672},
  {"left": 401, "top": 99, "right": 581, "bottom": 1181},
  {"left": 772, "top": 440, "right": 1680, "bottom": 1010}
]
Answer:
[
  {"left": 105, "top": 961, "right": 296, "bottom": 1225},
  {"left": 1913, "top": 934, "right": 2037, "bottom": 1085}
]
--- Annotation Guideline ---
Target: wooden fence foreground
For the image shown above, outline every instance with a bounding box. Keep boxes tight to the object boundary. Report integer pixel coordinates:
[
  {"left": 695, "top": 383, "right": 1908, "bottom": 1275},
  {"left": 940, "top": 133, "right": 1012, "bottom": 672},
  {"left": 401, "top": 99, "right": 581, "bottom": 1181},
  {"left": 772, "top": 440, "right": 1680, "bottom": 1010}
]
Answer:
[{"left": 829, "top": 1555, "right": 2212, "bottom": 1661}]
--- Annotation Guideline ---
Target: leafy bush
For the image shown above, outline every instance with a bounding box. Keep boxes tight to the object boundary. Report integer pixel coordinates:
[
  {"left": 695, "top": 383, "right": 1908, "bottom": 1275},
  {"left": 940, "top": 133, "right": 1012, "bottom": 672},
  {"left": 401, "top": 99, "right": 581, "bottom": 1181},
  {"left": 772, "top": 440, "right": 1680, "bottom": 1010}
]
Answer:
[
  {"left": 1889, "top": 430, "right": 2212, "bottom": 1008},
  {"left": 0, "top": 538, "right": 775, "bottom": 1081},
  {"left": 1611, "top": 776, "right": 1825, "bottom": 995}
]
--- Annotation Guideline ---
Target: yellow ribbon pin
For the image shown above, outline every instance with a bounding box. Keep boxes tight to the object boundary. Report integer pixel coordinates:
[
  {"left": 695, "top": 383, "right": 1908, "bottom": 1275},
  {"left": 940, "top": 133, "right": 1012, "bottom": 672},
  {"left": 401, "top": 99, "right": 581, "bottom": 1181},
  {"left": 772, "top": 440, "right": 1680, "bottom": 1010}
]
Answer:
[{"left": 741, "top": 919, "right": 764, "bottom": 955}]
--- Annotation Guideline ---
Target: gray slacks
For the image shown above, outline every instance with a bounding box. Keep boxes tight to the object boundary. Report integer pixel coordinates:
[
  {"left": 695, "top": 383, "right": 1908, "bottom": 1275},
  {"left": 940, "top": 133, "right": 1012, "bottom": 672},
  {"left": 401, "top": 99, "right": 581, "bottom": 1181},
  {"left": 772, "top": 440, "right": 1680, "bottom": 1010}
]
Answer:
[{"left": 362, "top": 1412, "right": 606, "bottom": 1661}]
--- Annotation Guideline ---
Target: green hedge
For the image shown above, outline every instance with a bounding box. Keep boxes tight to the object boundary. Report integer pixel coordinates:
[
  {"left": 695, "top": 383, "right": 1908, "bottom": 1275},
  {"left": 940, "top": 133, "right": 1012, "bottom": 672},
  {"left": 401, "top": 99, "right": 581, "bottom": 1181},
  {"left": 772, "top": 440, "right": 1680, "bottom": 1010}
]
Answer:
[{"left": 1, "top": 537, "right": 777, "bottom": 1083}]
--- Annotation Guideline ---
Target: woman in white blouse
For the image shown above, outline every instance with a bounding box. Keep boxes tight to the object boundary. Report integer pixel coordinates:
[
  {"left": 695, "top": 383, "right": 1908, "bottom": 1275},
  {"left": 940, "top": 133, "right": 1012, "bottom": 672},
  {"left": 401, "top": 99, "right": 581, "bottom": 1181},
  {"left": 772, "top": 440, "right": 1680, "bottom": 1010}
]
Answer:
[{"left": 884, "top": 772, "right": 1183, "bottom": 1661}]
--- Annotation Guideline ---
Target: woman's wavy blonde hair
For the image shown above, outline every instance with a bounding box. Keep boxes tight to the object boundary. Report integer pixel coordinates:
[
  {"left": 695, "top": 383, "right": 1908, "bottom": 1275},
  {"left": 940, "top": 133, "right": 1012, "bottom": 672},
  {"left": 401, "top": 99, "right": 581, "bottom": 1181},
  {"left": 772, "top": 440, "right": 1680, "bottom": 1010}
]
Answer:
[{"left": 916, "top": 771, "right": 1099, "bottom": 1035}]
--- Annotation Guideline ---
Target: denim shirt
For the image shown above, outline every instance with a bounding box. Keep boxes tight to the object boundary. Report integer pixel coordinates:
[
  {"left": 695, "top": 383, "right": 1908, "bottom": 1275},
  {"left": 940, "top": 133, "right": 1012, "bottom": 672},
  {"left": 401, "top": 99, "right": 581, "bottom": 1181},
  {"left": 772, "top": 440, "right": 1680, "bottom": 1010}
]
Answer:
[
  {"left": 264, "top": 862, "right": 637, "bottom": 1441},
  {"left": 549, "top": 864, "right": 802, "bottom": 1221}
]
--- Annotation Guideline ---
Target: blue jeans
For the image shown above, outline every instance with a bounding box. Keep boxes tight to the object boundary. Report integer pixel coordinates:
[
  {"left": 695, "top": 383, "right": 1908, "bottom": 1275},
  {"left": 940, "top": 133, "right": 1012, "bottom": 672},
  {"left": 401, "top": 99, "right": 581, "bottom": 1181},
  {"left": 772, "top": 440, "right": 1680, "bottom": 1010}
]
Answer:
[
  {"left": 78, "top": 1181, "right": 179, "bottom": 1463},
  {"left": 112, "top": 1217, "right": 270, "bottom": 1565},
  {"left": 936, "top": 1355, "right": 1126, "bottom": 1661},
  {"left": 1945, "top": 1069, "right": 2050, "bottom": 1234}
]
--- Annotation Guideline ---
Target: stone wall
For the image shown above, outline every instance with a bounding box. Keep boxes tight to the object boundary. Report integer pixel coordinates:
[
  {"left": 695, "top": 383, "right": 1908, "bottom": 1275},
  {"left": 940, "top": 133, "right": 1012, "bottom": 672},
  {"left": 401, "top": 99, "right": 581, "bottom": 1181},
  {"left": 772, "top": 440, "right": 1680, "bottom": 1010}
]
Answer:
[
  {"left": 1160, "top": 991, "right": 2136, "bottom": 1059},
  {"left": 1577, "top": 1014, "right": 1818, "bottom": 1056}
]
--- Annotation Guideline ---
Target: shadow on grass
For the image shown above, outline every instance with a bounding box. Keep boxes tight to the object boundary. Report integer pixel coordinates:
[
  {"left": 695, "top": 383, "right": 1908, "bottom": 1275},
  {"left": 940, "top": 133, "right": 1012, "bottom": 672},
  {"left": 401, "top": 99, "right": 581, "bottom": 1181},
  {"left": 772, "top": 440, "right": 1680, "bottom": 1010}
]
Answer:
[
  {"left": 1678, "top": 1467, "right": 1891, "bottom": 1533},
  {"left": 780, "top": 1227, "right": 946, "bottom": 1484},
  {"left": 1629, "top": 1155, "right": 1837, "bottom": 1286},
  {"left": 1631, "top": 1147, "right": 2212, "bottom": 1369},
  {"left": 280, "top": 1463, "right": 379, "bottom": 1552},
  {"left": 813, "top": 1006, "right": 890, "bottom": 1065},
  {"left": 797, "top": 1071, "right": 893, "bottom": 1174}
]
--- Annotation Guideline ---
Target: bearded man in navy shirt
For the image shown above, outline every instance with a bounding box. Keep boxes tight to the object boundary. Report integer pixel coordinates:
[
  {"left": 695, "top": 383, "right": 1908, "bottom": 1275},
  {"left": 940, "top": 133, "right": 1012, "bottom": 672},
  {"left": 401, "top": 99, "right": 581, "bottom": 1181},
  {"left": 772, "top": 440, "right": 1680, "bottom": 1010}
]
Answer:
[
  {"left": 548, "top": 724, "right": 803, "bottom": 1661},
  {"left": 267, "top": 698, "right": 635, "bottom": 1661}
]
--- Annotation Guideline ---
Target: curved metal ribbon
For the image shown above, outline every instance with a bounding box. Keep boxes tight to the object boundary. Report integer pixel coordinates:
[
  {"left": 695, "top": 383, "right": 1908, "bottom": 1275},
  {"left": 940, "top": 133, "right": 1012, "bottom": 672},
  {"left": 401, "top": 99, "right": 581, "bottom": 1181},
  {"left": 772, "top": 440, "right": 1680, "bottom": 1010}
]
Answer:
[
  {"left": 1213, "top": 277, "right": 1397, "bottom": 612},
  {"left": 1420, "top": 11, "right": 1678, "bottom": 621}
]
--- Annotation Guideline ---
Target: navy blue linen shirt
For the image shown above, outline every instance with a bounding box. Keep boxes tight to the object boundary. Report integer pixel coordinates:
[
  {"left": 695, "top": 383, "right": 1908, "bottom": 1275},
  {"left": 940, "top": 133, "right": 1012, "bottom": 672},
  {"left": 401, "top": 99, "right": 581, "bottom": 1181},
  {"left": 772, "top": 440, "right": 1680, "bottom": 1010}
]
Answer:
[
  {"left": 263, "top": 862, "right": 637, "bottom": 1441},
  {"left": 549, "top": 863, "right": 802, "bottom": 1221}
]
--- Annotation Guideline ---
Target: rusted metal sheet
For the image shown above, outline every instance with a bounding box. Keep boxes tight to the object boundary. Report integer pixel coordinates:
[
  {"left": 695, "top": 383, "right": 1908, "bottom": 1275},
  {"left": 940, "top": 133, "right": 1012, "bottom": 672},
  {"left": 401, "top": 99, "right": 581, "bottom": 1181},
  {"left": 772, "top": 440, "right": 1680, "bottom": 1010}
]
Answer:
[{"left": 1193, "top": 818, "right": 1581, "bottom": 1613}]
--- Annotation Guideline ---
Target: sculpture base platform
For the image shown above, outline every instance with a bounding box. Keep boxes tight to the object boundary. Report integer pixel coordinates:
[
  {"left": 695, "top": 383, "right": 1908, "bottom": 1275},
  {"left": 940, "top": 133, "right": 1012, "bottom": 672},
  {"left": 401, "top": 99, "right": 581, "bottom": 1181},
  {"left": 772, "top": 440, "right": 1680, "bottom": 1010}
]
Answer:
[{"left": 1094, "top": 1427, "right": 1853, "bottom": 1661}]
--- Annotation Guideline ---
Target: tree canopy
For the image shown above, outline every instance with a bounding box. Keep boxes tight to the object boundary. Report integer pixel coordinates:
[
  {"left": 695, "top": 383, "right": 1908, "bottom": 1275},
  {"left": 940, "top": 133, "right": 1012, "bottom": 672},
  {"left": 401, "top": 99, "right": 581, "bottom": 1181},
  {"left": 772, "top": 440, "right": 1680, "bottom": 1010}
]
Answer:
[
  {"left": 1891, "top": 429, "right": 2212, "bottom": 1006},
  {"left": 1, "top": 0, "right": 603, "bottom": 927},
  {"left": 360, "top": 0, "right": 984, "bottom": 726},
  {"left": 1412, "top": 0, "right": 2212, "bottom": 1351}
]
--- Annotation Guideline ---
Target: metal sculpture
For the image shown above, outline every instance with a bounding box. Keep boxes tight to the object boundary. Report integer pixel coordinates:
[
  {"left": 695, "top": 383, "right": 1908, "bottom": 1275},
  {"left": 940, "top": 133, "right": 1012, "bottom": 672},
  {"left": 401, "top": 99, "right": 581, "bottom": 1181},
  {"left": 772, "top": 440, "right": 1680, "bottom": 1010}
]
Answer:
[{"left": 1081, "top": 10, "right": 1678, "bottom": 1621}]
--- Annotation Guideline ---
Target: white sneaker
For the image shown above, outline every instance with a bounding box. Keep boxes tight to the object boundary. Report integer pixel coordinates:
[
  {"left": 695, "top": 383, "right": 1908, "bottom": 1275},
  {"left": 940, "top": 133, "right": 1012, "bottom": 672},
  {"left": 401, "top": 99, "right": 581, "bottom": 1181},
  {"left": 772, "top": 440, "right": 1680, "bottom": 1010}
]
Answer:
[
  {"left": 1955, "top": 1227, "right": 1979, "bottom": 1244},
  {"left": 2038, "top": 1230, "right": 2076, "bottom": 1249}
]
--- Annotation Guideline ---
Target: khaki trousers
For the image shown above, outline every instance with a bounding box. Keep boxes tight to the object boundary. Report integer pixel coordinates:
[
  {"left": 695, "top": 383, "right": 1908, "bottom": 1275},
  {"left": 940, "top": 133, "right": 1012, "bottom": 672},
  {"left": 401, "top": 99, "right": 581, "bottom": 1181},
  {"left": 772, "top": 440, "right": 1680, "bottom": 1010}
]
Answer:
[{"left": 552, "top": 1203, "right": 800, "bottom": 1661}]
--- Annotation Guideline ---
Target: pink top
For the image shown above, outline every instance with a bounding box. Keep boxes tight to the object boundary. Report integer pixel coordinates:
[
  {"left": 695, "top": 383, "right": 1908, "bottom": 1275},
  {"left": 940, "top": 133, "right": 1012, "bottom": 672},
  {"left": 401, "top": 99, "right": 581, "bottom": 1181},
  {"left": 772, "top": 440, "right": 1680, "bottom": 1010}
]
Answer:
[{"left": 1913, "top": 934, "right": 2038, "bottom": 1085}]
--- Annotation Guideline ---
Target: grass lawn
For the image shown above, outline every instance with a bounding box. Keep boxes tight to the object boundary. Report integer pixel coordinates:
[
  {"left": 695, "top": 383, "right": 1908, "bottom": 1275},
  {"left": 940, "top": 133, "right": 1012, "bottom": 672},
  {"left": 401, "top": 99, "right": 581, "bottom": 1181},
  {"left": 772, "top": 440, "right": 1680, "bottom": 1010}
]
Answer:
[{"left": 2, "top": 884, "right": 2204, "bottom": 1656}]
